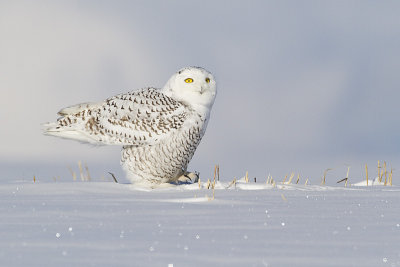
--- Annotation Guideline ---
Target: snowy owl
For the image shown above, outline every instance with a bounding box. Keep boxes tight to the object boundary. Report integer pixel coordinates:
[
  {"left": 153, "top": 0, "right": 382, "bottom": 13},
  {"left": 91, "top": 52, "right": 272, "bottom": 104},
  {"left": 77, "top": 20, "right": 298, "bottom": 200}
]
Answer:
[{"left": 44, "top": 67, "right": 217, "bottom": 186}]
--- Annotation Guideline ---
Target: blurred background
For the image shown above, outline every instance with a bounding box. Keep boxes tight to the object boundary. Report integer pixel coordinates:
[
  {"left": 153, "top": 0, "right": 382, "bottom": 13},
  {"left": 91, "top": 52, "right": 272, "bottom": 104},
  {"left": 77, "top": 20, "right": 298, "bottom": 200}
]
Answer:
[{"left": 1, "top": 0, "right": 399, "bottom": 184}]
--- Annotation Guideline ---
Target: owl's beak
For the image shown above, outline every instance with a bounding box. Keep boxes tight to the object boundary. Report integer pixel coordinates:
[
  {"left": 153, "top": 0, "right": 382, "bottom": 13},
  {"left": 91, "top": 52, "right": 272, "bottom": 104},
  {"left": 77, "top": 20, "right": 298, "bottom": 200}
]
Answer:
[{"left": 199, "top": 86, "right": 205, "bottom": 94}]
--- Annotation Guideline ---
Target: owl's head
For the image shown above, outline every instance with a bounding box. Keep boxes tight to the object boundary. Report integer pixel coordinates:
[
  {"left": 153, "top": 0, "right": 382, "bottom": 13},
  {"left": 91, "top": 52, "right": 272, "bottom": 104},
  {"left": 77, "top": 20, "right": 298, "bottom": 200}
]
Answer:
[{"left": 161, "top": 67, "right": 217, "bottom": 110}]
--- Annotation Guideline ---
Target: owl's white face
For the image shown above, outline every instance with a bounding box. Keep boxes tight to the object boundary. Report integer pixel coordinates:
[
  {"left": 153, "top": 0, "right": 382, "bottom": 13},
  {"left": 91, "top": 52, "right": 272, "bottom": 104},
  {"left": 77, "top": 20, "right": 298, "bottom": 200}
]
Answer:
[{"left": 161, "top": 67, "right": 217, "bottom": 110}]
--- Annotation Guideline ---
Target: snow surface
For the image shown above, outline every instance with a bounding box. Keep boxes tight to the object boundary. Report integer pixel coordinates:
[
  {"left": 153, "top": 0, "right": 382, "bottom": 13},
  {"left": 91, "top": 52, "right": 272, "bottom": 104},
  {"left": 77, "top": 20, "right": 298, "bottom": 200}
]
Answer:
[
  {"left": 352, "top": 177, "right": 387, "bottom": 187},
  {"left": 1, "top": 180, "right": 400, "bottom": 267}
]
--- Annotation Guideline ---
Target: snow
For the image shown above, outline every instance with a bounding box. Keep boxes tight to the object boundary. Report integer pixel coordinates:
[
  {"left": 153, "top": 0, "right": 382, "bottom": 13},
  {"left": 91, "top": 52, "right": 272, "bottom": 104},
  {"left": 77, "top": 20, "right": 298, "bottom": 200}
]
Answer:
[
  {"left": 352, "top": 177, "right": 387, "bottom": 187},
  {"left": 1, "top": 180, "right": 400, "bottom": 267}
]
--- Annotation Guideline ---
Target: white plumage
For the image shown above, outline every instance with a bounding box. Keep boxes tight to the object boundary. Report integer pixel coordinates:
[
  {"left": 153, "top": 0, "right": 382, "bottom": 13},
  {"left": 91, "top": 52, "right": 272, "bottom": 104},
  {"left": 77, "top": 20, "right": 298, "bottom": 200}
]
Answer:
[{"left": 44, "top": 67, "right": 217, "bottom": 186}]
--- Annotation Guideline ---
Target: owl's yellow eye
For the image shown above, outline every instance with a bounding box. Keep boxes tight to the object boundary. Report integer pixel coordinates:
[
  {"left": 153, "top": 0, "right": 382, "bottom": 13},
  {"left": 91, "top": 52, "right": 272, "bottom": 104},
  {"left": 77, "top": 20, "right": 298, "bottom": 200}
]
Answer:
[
  {"left": 205, "top": 77, "right": 210, "bottom": 83},
  {"left": 184, "top": 78, "right": 193, "bottom": 83}
]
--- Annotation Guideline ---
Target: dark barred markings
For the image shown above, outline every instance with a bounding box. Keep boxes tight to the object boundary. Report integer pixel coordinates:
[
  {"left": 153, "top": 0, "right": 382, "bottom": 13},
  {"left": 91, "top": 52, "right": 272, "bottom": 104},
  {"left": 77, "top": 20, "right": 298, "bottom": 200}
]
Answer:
[
  {"left": 54, "top": 87, "right": 188, "bottom": 146},
  {"left": 121, "top": 118, "right": 205, "bottom": 183},
  {"left": 94, "top": 88, "right": 187, "bottom": 145}
]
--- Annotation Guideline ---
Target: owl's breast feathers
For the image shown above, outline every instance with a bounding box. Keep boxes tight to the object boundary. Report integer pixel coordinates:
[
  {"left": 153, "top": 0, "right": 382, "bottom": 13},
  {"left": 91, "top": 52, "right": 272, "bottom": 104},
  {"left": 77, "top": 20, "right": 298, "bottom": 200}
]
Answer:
[{"left": 45, "top": 88, "right": 207, "bottom": 147}]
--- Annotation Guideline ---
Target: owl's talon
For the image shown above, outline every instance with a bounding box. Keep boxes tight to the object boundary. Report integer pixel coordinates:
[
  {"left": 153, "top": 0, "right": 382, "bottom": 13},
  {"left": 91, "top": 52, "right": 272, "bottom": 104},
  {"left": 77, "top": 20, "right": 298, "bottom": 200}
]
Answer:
[{"left": 176, "top": 172, "right": 199, "bottom": 184}]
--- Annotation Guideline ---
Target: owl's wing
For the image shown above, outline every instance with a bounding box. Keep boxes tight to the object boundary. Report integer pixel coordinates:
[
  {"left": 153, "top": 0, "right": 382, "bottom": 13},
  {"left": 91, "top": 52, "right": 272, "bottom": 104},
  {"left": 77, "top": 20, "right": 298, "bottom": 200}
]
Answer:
[
  {"left": 47, "top": 88, "right": 189, "bottom": 146},
  {"left": 95, "top": 87, "right": 189, "bottom": 146}
]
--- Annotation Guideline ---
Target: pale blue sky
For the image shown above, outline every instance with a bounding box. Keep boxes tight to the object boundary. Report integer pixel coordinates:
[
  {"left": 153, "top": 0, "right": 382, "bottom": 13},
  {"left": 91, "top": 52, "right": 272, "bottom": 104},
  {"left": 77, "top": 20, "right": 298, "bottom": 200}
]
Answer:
[{"left": 1, "top": 1, "right": 399, "bottom": 183}]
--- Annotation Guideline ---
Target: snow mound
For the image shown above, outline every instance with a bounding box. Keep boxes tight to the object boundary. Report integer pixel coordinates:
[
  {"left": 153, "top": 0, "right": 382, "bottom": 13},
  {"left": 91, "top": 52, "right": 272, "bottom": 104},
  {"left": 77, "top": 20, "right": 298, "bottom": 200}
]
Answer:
[{"left": 353, "top": 176, "right": 387, "bottom": 186}]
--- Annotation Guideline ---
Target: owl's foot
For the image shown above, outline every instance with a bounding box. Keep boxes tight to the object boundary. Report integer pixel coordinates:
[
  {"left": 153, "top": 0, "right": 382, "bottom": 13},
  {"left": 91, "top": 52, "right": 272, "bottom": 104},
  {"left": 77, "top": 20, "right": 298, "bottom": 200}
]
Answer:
[{"left": 176, "top": 171, "right": 199, "bottom": 184}]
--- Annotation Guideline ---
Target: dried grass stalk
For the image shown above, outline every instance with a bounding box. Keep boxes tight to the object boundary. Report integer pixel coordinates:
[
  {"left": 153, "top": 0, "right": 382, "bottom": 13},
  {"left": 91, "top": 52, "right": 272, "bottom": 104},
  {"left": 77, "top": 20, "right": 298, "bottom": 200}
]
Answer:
[
  {"left": 321, "top": 168, "right": 332, "bottom": 185},
  {"left": 384, "top": 161, "right": 387, "bottom": 186},
  {"left": 345, "top": 166, "right": 350, "bottom": 187},
  {"left": 78, "top": 161, "right": 85, "bottom": 181},
  {"left": 282, "top": 174, "right": 288, "bottom": 184},
  {"left": 378, "top": 160, "right": 381, "bottom": 182},
  {"left": 226, "top": 178, "right": 236, "bottom": 189},
  {"left": 84, "top": 163, "right": 91, "bottom": 181},
  {"left": 287, "top": 172, "right": 295, "bottom": 184},
  {"left": 108, "top": 172, "right": 118, "bottom": 183},
  {"left": 68, "top": 166, "right": 77, "bottom": 181}
]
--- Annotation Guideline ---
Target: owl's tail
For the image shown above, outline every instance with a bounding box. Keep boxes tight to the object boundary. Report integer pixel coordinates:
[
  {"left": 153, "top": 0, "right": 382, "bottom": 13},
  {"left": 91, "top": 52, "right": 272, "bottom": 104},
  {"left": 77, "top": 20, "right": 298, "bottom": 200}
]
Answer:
[
  {"left": 43, "top": 121, "right": 102, "bottom": 145},
  {"left": 43, "top": 102, "right": 104, "bottom": 145}
]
